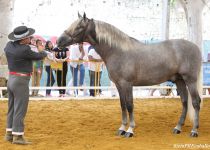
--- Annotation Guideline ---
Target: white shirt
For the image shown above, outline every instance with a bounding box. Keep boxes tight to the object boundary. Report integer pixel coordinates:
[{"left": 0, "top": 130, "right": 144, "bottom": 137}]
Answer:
[
  {"left": 83, "top": 44, "right": 90, "bottom": 60},
  {"left": 69, "top": 44, "right": 83, "bottom": 68},
  {"left": 88, "top": 48, "right": 103, "bottom": 71},
  {"left": 44, "top": 50, "right": 54, "bottom": 66},
  {"left": 30, "top": 44, "right": 38, "bottom": 52}
]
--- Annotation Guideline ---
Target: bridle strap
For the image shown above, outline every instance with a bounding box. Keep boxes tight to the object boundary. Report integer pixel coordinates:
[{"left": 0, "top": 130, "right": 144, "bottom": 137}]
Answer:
[
  {"left": 64, "top": 20, "right": 90, "bottom": 43},
  {"left": 64, "top": 30, "right": 76, "bottom": 43}
]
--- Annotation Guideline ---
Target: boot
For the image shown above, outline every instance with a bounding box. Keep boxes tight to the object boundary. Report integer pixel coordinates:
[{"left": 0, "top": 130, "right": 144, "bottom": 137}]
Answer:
[
  {"left": 4, "top": 131, "right": 13, "bottom": 142},
  {"left": 12, "top": 135, "right": 32, "bottom": 145}
]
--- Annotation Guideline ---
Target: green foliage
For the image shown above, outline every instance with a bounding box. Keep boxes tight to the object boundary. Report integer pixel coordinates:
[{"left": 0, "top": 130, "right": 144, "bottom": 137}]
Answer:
[{"left": 170, "top": 0, "right": 176, "bottom": 7}]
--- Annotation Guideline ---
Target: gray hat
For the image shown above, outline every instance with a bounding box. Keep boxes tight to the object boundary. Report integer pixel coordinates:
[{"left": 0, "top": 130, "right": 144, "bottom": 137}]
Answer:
[{"left": 8, "top": 26, "right": 35, "bottom": 41}]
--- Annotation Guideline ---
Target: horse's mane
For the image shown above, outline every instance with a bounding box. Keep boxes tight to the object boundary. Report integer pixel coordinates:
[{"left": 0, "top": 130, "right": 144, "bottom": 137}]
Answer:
[
  {"left": 67, "top": 19, "right": 81, "bottom": 34},
  {"left": 94, "top": 20, "right": 144, "bottom": 51}
]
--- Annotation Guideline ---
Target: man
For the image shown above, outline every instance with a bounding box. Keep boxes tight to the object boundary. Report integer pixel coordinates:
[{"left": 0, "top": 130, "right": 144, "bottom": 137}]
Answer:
[
  {"left": 4, "top": 26, "right": 47, "bottom": 145},
  {"left": 88, "top": 46, "right": 103, "bottom": 96}
]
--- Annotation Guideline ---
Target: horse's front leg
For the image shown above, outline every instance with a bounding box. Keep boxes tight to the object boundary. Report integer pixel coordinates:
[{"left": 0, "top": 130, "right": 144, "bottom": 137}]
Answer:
[
  {"left": 124, "top": 87, "right": 135, "bottom": 138},
  {"left": 116, "top": 83, "right": 134, "bottom": 137},
  {"left": 117, "top": 103, "right": 127, "bottom": 136},
  {"left": 116, "top": 84, "right": 128, "bottom": 136}
]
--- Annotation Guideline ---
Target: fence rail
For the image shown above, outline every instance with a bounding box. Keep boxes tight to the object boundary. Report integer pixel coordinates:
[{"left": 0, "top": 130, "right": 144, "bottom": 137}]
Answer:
[
  {"left": 1, "top": 61, "right": 210, "bottom": 100},
  {"left": 1, "top": 85, "right": 210, "bottom": 99}
]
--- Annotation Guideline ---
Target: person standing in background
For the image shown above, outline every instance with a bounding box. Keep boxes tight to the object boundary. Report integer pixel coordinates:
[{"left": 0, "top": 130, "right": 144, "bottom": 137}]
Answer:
[
  {"left": 207, "top": 53, "right": 210, "bottom": 94},
  {"left": 88, "top": 46, "right": 103, "bottom": 96},
  {"left": 4, "top": 26, "right": 47, "bottom": 144},
  {"left": 53, "top": 46, "right": 69, "bottom": 97},
  {"left": 69, "top": 43, "right": 85, "bottom": 96},
  {"left": 44, "top": 41, "right": 55, "bottom": 97},
  {"left": 110, "top": 81, "right": 117, "bottom": 97},
  {"left": 31, "top": 39, "right": 44, "bottom": 97}
]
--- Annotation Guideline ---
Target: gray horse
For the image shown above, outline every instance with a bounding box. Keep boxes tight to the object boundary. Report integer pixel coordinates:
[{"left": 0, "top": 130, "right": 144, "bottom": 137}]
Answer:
[{"left": 57, "top": 13, "right": 202, "bottom": 138}]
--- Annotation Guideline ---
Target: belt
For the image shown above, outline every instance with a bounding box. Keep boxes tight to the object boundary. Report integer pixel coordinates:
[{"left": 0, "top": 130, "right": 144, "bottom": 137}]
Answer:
[{"left": 9, "top": 72, "right": 31, "bottom": 77}]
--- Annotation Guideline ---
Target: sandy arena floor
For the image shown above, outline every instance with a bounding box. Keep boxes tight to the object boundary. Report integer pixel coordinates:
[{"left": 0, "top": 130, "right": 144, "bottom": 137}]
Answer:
[{"left": 0, "top": 98, "right": 210, "bottom": 150}]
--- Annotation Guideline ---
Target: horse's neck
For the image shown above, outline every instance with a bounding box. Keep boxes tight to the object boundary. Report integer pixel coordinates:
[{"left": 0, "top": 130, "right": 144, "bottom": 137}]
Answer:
[
  {"left": 93, "top": 43, "right": 112, "bottom": 62},
  {"left": 94, "top": 20, "right": 144, "bottom": 52}
]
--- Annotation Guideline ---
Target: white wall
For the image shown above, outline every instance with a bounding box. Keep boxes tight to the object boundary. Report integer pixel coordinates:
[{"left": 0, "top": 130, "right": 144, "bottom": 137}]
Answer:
[
  {"left": 2, "top": 0, "right": 210, "bottom": 45},
  {"left": 12, "top": 0, "right": 164, "bottom": 40}
]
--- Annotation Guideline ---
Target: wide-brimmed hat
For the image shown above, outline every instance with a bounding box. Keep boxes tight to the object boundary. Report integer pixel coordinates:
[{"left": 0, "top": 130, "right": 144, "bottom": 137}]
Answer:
[{"left": 8, "top": 26, "right": 35, "bottom": 41}]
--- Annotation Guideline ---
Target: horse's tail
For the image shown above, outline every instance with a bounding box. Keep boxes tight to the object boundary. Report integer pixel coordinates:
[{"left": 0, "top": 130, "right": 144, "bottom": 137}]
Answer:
[{"left": 187, "top": 67, "right": 203, "bottom": 122}]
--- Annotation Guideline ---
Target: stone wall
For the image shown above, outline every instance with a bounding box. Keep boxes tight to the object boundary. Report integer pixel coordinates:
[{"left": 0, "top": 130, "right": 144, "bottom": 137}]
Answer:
[
  {"left": 2, "top": 0, "right": 210, "bottom": 47},
  {"left": 12, "top": 0, "right": 187, "bottom": 41}
]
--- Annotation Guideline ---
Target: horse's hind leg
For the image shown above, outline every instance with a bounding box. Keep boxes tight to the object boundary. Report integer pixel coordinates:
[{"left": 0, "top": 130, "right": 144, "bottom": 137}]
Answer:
[
  {"left": 186, "top": 81, "right": 201, "bottom": 137},
  {"left": 173, "top": 79, "right": 188, "bottom": 134}
]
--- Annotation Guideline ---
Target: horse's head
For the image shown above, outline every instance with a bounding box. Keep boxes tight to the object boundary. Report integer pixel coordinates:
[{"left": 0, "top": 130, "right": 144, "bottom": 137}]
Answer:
[{"left": 57, "top": 13, "right": 96, "bottom": 47}]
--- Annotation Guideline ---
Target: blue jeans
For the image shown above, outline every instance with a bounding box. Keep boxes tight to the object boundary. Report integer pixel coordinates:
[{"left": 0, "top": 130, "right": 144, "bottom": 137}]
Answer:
[
  {"left": 70, "top": 64, "right": 85, "bottom": 94},
  {"left": 89, "top": 70, "right": 102, "bottom": 96},
  {"left": 45, "top": 66, "right": 55, "bottom": 95}
]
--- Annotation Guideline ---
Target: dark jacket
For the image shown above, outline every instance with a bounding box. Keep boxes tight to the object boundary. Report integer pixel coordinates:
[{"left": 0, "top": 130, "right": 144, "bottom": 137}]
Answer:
[{"left": 4, "top": 41, "right": 47, "bottom": 73}]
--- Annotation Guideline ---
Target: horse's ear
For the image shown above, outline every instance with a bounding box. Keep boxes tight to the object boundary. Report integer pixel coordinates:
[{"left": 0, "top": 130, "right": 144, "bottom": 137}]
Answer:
[
  {"left": 83, "top": 12, "right": 87, "bottom": 21},
  {"left": 78, "top": 12, "right": 82, "bottom": 18}
]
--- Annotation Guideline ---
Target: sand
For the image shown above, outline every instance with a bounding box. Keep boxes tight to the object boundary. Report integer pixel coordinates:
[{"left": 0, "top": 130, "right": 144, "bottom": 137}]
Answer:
[{"left": 0, "top": 98, "right": 209, "bottom": 150}]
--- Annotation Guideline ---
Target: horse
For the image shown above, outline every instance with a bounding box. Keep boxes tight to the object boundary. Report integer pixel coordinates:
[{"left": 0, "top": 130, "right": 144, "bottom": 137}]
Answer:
[{"left": 57, "top": 13, "right": 202, "bottom": 138}]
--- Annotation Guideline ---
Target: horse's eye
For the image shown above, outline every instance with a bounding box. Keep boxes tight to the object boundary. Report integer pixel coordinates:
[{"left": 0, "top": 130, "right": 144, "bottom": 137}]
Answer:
[{"left": 76, "top": 25, "right": 85, "bottom": 31}]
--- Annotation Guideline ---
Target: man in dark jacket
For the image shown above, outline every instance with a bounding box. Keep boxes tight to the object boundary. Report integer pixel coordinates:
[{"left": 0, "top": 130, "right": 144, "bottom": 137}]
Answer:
[{"left": 4, "top": 26, "right": 47, "bottom": 145}]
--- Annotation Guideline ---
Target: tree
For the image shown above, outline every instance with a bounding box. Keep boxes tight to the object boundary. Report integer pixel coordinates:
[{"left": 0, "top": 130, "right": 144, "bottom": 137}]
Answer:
[
  {"left": 162, "top": 0, "right": 171, "bottom": 40},
  {"left": 177, "top": 0, "right": 208, "bottom": 119},
  {"left": 178, "top": 0, "right": 205, "bottom": 49},
  {"left": 0, "top": 0, "right": 14, "bottom": 55}
]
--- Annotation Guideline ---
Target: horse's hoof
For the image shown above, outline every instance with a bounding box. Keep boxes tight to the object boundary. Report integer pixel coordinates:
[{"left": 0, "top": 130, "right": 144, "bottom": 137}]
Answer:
[
  {"left": 173, "top": 128, "right": 181, "bottom": 134},
  {"left": 117, "top": 130, "right": 126, "bottom": 136},
  {"left": 190, "top": 131, "right": 198, "bottom": 137},
  {"left": 124, "top": 132, "right": 133, "bottom": 138}
]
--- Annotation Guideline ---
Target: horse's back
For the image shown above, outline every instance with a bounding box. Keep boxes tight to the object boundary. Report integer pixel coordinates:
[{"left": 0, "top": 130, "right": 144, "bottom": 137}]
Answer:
[
  {"left": 134, "top": 39, "right": 201, "bottom": 85},
  {"left": 164, "top": 39, "right": 202, "bottom": 80},
  {"left": 106, "top": 38, "right": 201, "bottom": 86},
  {"left": 153, "top": 39, "right": 201, "bottom": 67}
]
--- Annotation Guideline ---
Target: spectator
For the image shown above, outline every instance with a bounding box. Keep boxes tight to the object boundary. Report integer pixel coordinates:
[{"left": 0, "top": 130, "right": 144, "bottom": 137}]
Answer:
[
  {"left": 207, "top": 53, "right": 210, "bottom": 94},
  {"left": 88, "top": 46, "right": 103, "bottom": 96},
  {"left": 69, "top": 43, "right": 85, "bottom": 96},
  {"left": 31, "top": 39, "right": 44, "bottom": 97},
  {"left": 149, "top": 82, "right": 174, "bottom": 96},
  {"left": 4, "top": 26, "right": 47, "bottom": 144},
  {"left": 53, "top": 46, "right": 69, "bottom": 97},
  {"left": 110, "top": 81, "right": 117, "bottom": 97},
  {"left": 66, "top": 70, "right": 88, "bottom": 96},
  {"left": 159, "top": 81, "right": 174, "bottom": 96},
  {"left": 44, "top": 41, "right": 55, "bottom": 97},
  {"left": 149, "top": 88, "right": 156, "bottom": 96}
]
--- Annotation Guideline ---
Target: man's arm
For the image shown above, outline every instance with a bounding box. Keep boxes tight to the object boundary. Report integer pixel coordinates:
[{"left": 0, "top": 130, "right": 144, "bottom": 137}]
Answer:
[
  {"left": 88, "top": 55, "right": 103, "bottom": 62},
  {"left": 79, "top": 45, "right": 85, "bottom": 60},
  {"left": 23, "top": 46, "right": 47, "bottom": 60}
]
